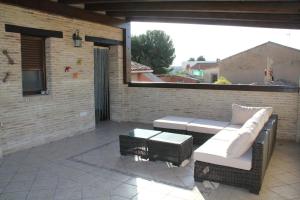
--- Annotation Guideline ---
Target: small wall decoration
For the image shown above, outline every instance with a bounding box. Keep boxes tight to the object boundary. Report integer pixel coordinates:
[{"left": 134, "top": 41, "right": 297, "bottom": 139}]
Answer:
[
  {"left": 2, "top": 50, "right": 14, "bottom": 65},
  {"left": 72, "top": 30, "right": 82, "bottom": 48},
  {"left": 65, "top": 66, "right": 72, "bottom": 72},
  {"left": 77, "top": 58, "right": 82, "bottom": 65},
  {"left": 72, "top": 72, "right": 79, "bottom": 79},
  {"left": 2, "top": 72, "right": 10, "bottom": 83}
]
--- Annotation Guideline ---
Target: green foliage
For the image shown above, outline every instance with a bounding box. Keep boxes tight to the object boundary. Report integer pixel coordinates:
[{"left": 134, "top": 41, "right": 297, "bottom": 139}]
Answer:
[
  {"left": 131, "top": 30, "right": 176, "bottom": 74},
  {"left": 214, "top": 76, "right": 232, "bottom": 85},
  {"left": 197, "top": 56, "right": 206, "bottom": 61},
  {"left": 188, "top": 57, "right": 195, "bottom": 61},
  {"left": 174, "top": 70, "right": 186, "bottom": 76}
]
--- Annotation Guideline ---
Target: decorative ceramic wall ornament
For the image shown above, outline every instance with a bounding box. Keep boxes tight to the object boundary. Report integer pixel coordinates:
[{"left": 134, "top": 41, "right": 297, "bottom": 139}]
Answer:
[
  {"left": 77, "top": 58, "right": 82, "bottom": 65},
  {"left": 2, "top": 72, "right": 10, "bottom": 83},
  {"left": 72, "top": 72, "right": 79, "bottom": 79},
  {"left": 2, "top": 50, "right": 14, "bottom": 64},
  {"left": 65, "top": 66, "right": 72, "bottom": 72}
]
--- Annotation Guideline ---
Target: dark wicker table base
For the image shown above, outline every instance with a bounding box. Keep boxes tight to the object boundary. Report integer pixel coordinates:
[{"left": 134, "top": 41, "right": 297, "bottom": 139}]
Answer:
[
  {"left": 119, "top": 136, "right": 149, "bottom": 158},
  {"left": 148, "top": 133, "right": 193, "bottom": 166}
]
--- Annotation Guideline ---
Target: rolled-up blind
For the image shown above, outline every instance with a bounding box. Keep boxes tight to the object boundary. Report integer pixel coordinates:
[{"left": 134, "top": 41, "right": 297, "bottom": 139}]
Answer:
[{"left": 21, "top": 35, "right": 44, "bottom": 70}]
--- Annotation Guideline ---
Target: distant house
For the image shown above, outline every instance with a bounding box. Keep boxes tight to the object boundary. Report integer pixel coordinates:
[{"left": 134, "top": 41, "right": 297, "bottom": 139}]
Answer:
[
  {"left": 218, "top": 42, "right": 300, "bottom": 86},
  {"left": 189, "top": 61, "right": 219, "bottom": 83},
  {"left": 131, "top": 61, "right": 162, "bottom": 82}
]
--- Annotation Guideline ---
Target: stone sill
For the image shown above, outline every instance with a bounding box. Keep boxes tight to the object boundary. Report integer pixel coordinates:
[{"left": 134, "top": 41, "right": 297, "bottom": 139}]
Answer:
[{"left": 128, "top": 82, "right": 299, "bottom": 93}]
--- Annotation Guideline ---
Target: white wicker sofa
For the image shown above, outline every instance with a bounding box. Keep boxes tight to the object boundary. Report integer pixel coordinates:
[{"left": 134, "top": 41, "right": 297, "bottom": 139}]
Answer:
[{"left": 153, "top": 104, "right": 278, "bottom": 194}]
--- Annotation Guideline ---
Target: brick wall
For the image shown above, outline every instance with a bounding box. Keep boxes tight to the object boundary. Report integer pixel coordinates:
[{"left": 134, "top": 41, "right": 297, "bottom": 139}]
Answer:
[
  {"left": 109, "top": 52, "right": 300, "bottom": 141},
  {"left": 0, "top": 3, "right": 122, "bottom": 155}
]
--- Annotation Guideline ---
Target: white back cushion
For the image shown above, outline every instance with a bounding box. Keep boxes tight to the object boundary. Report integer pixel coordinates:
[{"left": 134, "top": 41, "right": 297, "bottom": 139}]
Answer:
[
  {"left": 227, "top": 109, "right": 270, "bottom": 158},
  {"left": 231, "top": 104, "right": 273, "bottom": 125}
]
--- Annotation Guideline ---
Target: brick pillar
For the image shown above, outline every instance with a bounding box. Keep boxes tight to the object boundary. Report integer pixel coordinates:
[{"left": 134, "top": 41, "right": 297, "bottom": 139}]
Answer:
[
  {"left": 297, "top": 92, "right": 300, "bottom": 142},
  {"left": 108, "top": 45, "right": 129, "bottom": 122}
]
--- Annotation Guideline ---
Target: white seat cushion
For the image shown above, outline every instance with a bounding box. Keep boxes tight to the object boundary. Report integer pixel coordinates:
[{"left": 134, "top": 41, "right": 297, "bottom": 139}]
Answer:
[
  {"left": 193, "top": 128, "right": 252, "bottom": 170},
  {"left": 223, "top": 124, "right": 242, "bottom": 132},
  {"left": 227, "top": 109, "right": 270, "bottom": 158},
  {"left": 231, "top": 104, "right": 273, "bottom": 125},
  {"left": 153, "top": 116, "right": 196, "bottom": 130},
  {"left": 187, "top": 119, "right": 229, "bottom": 134}
]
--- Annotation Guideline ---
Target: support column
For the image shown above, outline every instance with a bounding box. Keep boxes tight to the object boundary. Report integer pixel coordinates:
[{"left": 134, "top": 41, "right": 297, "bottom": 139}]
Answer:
[{"left": 296, "top": 91, "right": 300, "bottom": 142}]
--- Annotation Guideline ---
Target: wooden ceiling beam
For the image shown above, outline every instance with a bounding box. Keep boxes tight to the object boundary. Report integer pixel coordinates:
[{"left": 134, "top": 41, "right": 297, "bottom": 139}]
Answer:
[
  {"left": 128, "top": 16, "right": 300, "bottom": 29},
  {"left": 107, "top": 11, "right": 300, "bottom": 23},
  {"left": 59, "top": 0, "right": 299, "bottom": 3},
  {"left": 85, "top": 1, "right": 300, "bottom": 14},
  {"left": 0, "top": 0, "right": 126, "bottom": 28}
]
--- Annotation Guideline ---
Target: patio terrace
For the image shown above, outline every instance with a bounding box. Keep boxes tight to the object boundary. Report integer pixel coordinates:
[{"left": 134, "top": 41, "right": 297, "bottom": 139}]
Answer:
[
  {"left": 0, "top": 121, "right": 299, "bottom": 200},
  {"left": 1, "top": 1, "right": 300, "bottom": 200}
]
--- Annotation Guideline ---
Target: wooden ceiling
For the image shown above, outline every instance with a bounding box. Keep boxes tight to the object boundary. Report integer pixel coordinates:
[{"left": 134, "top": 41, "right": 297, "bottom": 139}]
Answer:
[{"left": 57, "top": 0, "right": 300, "bottom": 29}]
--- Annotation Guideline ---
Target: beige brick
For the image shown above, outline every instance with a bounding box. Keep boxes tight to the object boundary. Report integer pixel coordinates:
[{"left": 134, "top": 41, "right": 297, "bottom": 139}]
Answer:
[{"left": 0, "top": 3, "right": 122, "bottom": 155}]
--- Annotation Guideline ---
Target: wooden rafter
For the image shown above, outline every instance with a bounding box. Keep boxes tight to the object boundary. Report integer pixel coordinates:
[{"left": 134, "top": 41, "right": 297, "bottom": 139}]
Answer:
[
  {"left": 128, "top": 17, "right": 300, "bottom": 29},
  {"left": 59, "top": 0, "right": 299, "bottom": 4},
  {"left": 107, "top": 11, "right": 300, "bottom": 23},
  {"left": 85, "top": 1, "right": 300, "bottom": 14}
]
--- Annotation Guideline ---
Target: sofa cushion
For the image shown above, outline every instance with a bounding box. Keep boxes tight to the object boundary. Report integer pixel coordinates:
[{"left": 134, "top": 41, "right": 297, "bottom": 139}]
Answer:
[
  {"left": 153, "top": 116, "right": 196, "bottom": 130},
  {"left": 187, "top": 119, "right": 229, "bottom": 134},
  {"left": 223, "top": 124, "right": 242, "bottom": 132},
  {"left": 231, "top": 104, "right": 273, "bottom": 125},
  {"left": 227, "top": 109, "right": 270, "bottom": 158},
  {"left": 193, "top": 128, "right": 252, "bottom": 170}
]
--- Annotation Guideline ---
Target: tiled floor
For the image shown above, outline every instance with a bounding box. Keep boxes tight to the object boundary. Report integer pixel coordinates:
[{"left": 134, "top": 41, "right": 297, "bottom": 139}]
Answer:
[{"left": 0, "top": 121, "right": 299, "bottom": 200}]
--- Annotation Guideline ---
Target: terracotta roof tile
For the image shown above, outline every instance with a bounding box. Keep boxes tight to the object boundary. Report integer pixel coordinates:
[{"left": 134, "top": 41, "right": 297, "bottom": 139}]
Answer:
[{"left": 131, "top": 61, "right": 153, "bottom": 72}]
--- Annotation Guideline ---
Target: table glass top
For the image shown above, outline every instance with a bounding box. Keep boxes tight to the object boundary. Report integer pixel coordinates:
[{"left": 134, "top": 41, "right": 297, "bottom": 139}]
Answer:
[
  {"left": 149, "top": 132, "right": 192, "bottom": 144},
  {"left": 125, "top": 128, "right": 161, "bottom": 139}
]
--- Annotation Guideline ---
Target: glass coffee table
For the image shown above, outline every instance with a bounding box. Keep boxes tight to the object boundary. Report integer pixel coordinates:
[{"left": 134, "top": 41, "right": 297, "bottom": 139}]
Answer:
[
  {"left": 119, "top": 129, "right": 193, "bottom": 166},
  {"left": 119, "top": 128, "right": 161, "bottom": 158},
  {"left": 148, "top": 132, "right": 193, "bottom": 166}
]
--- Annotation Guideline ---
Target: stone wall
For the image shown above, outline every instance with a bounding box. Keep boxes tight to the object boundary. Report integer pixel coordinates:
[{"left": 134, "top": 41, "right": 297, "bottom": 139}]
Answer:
[{"left": 0, "top": 3, "right": 122, "bottom": 155}]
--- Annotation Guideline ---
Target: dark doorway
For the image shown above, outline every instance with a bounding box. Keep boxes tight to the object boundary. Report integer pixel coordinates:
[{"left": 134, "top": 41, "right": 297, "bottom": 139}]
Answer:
[{"left": 94, "top": 48, "right": 110, "bottom": 122}]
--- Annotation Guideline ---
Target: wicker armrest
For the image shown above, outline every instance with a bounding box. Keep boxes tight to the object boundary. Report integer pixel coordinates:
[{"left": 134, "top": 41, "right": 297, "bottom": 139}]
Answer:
[{"left": 250, "top": 115, "right": 278, "bottom": 193}]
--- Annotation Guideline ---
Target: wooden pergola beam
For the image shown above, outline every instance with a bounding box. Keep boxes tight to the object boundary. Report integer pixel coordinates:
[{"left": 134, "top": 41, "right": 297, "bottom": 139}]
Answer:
[
  {"left": 59, "top": 0, "right": 299, "bottom": 4},
  {"left": 85, "top": 1, "right": 300, "bottom": 14},
  {"left": 107, "top": 11, "right": 300, "bottom": 23},
  {"left": 128, "top": 17, "right": 300, "bottom": 29}
]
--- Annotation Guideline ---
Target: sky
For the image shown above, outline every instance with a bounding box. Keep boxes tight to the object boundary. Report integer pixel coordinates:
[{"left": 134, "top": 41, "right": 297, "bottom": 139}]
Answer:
[{"left": 131, "top": 22, "right": 300, "bottom": 66}]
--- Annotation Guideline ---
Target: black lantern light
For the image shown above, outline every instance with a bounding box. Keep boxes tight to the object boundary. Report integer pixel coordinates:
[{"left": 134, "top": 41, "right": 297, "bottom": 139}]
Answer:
[{"left": 72, "top": 29, "right": 82, "bottom": 47}]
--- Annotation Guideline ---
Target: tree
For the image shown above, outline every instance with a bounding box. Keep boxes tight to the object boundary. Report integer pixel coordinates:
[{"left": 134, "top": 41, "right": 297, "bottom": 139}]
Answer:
[
  {"left": 188, "top": 57, "right": 195, "bottom": 61},
  {"left": 197, "top": 56, "right": 206, "bottom": 61},
  {"left": 131, "top": 30, "right": 176, "bottom": 74}
]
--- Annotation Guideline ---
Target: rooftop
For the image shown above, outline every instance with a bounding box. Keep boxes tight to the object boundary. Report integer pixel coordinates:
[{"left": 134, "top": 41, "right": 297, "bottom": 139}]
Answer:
[{"left": 131, "top": 61, "right": 154, "bottom": 73}]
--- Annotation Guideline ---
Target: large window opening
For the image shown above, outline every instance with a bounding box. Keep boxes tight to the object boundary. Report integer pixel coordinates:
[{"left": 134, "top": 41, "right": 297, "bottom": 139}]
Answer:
[{"left": 130, "top": 22, "right": 300, "bottom": 88}]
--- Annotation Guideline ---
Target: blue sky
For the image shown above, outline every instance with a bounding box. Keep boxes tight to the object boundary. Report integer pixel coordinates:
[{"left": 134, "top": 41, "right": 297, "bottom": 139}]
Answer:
[{"left": 131, "top": 22, "right": 300, "bottom": 66}]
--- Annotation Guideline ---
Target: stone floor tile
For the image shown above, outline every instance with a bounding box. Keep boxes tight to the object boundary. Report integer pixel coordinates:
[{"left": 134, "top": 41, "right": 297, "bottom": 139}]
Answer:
[
  {"left": 54, "top": 187, "right": 82, "bottom": 200},
  {"left": 4, "top": 181, "right": 33, "bottom": 193},
  {"left": 110, "top": 183, "right": 138, "bottom": 199},
  {"left": 271, "top": 185, "right": 300, "bottom": 199},
  {"left": 81, "top": 186, "right": 109, "bottom": 199},
  {"left": 0, "top": 191, "right": 28, "bottom": 200},
  {"left": 26, "top": 189, "right": 55, "bottom": 200}
]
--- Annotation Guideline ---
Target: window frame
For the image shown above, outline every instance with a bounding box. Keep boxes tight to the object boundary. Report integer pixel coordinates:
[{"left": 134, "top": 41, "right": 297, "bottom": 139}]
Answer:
[{"left": 21, "top": 34, "right": 47, "bottom": 96}]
